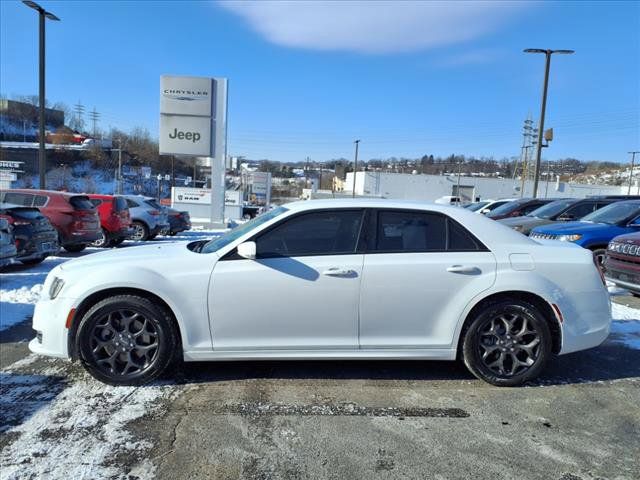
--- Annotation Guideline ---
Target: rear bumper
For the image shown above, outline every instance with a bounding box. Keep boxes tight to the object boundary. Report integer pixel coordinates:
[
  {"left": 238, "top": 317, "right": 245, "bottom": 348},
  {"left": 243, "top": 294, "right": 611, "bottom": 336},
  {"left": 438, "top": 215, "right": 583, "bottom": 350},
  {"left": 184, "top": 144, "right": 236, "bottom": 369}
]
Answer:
[
  {"left": 63, "top": 230, "right": 102, "bottom": 245},
  {"left": 558, "top": 288, "right": 612, "bottom": 355}
]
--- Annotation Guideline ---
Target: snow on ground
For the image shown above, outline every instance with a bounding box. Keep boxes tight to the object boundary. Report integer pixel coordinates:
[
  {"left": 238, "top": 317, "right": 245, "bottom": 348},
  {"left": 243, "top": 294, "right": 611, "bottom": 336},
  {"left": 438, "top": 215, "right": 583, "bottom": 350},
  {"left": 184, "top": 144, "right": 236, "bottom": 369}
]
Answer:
[
  {"left": 0, "top": 359, "right": 181, "bottom": 480},
  {"left": 0, "top": 230, "right": 223, "bottom": 332},
  {"left": 610, "top": 303, "right": 640, "bottom": 349}
]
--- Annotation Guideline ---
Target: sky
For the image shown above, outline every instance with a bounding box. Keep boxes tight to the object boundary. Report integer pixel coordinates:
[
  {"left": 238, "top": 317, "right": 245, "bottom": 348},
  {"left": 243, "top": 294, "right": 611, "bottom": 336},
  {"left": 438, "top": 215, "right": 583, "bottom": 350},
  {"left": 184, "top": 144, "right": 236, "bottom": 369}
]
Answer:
[{"left": 1, "top": 0, "right": 638, "bottom": 164}]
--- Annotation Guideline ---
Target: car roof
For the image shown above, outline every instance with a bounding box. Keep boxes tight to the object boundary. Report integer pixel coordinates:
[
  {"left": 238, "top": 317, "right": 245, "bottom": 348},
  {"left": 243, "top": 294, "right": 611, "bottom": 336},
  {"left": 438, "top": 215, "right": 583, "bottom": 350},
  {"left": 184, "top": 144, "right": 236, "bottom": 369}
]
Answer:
[{"left": 5, "top": 188, "right": 87, "bottom": 198}]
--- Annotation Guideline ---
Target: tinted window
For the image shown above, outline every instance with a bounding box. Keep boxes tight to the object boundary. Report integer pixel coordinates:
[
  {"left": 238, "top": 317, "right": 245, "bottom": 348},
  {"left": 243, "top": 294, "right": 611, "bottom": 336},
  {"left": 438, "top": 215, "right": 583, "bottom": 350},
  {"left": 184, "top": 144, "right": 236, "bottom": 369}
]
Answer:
[
  {"left": 256, "top": 210, "right": 363, "bottom": 257},
  {"left": 521, "top": 202, "right": 546, "bottom": 215},
  {"left": 114, "top": 197, "right": 127, "bottom": 211},
  {"left": 3, "top": 192, "right": 33, "bottom": 206},
  {"left": 126, "top": 198, "right": 138, "bottom": 209},
  {"left": 581, "top": 201, "right": 640, "bottom": 225},
  {"left": 144, "top": 199, "right": 163, "bottom": 210},
  {"left": 486, "top": 200, "right": 523, "bottom": 218},
  {"left": 33, "top": 195, "right": 48, "bottom": 207},
  {"left": 448, "top": 219, "right": 481, "bottom": 250},
  {"left": 89, "top": 198, "right": 103, "bottom": 207},
  {"left": 563, "top": 202, "right": 596, "bottom": 219},
  {"left": 375, "top": 211, "right": 446, "bottom": 252},
  {"left": 69, "top": 196, "right": 95, "bottom": 210},
  {"left": 528, "top": 199, "right": 575, "bottom": 219}
]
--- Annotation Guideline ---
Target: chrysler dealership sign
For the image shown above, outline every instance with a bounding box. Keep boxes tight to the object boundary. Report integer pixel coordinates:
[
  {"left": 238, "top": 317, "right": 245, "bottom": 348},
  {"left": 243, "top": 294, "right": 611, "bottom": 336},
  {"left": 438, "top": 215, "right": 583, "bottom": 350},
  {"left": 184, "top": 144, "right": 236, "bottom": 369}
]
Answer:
[{"left": 159, "top": 75, "right": 222, "bottom": 156}]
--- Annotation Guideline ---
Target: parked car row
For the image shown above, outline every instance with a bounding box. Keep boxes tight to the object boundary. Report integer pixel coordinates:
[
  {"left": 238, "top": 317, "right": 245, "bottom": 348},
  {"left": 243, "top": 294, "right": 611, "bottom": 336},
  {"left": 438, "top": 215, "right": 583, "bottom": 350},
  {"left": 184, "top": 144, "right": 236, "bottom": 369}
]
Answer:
[
  {"left": 0, "top": 188, "right": 191, "bottom": 268},
  {"left": 466, "top": 195, "right": 640, "bottom": 296}
]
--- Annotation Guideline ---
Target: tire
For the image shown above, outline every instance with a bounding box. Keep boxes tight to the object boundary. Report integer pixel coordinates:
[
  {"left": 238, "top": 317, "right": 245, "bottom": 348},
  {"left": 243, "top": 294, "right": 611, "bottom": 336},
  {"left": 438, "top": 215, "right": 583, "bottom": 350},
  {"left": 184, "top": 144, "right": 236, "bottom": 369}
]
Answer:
[
  {"left": 20, "top": 256, "right": 45, "bottom": 265},
  {"left": 462, "top": 300, "right": 552, "bottom": 387},
  {"left": 64, "top": 244, "right": 87, "bottom": 253},
  {"left": 111, "top": 237, "right": 126, "bottom": 247},
  {"left": 148, "top": 233, "right": 158, "bottom": 240},
  {"left": 592, "top": 248, "right": 607, "bottom": 267},
  {"left": 131, "top": 221, "right": 149, "bottom": 241},
  {"left": 90, "top": 229, "right": 112, "bottom": 248},
  {"left": 76, "top": 294, "right": 179, "bottom": 386}
]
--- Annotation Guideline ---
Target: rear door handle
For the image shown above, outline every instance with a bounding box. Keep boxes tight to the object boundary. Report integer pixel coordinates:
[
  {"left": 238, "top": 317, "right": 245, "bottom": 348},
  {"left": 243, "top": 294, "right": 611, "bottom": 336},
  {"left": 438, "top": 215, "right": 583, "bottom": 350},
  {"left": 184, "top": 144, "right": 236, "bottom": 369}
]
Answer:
[
  {"left": 446, "top": 265, "right": 481, "bottom": 274},
  {"left": 322, "top": 267, "right": 356, "bottom": 277}
]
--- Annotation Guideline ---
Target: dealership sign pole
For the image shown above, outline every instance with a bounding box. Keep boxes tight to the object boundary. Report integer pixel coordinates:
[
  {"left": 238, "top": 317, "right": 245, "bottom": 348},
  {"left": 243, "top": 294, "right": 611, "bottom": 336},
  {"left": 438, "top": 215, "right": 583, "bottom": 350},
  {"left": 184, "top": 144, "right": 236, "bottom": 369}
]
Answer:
[{"left": 159, "top": 75, "right": 227, "bottom": 226}]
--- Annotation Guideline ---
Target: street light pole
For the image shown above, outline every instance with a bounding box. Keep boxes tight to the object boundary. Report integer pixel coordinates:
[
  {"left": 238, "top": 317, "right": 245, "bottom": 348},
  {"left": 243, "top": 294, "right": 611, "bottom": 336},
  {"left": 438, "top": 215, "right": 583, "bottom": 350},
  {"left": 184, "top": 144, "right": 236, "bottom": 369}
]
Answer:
[
  {"left": 524, "top": 48, "right": 574, "bottom": 198},
  {"left": 629, "top": 151, "right": 640, "bottom": 195},
  {"left": 23, "top": 1, "right": 60, "bottom": 190},
  {"left": 352, "top": 139, "right": 360, "bottom": 198}
]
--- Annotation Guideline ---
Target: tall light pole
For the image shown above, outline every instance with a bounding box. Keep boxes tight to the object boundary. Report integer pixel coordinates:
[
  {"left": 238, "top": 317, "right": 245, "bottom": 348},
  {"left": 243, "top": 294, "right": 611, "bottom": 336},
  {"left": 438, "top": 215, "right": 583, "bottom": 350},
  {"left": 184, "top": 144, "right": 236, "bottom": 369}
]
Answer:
[
  {"left": 629, "top": 151, "right": 640, "bottom": 195},
  {"left": 352, "top": 139, "right": 360, "bottom": 198},
  {"left": 23, "top": 1, "right": 60, "bottom": 190},
  {"left": 524, "top": 48, "right": 574, "bottom": 198}
]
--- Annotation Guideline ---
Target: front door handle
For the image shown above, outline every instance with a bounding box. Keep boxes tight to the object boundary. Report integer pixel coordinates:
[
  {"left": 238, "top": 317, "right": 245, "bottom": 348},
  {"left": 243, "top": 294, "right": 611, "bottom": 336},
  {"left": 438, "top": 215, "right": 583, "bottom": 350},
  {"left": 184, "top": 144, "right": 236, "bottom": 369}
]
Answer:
[
  {"left": 322, "top": 267, "right": 356, "bottom": 277},
  {"left": 446, "top": 265, "right": 481, "bottom": 274}
]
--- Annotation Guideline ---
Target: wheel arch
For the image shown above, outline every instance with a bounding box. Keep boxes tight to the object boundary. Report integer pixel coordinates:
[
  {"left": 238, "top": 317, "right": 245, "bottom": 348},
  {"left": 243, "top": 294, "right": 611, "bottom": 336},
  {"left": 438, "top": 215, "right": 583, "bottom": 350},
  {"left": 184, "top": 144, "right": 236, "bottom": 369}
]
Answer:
[
  {"left": 456, "top": 290, "right": 562, "bottom": 358},
  {"left": 67, "top": 287, "right": 183, "bottom": 361}
]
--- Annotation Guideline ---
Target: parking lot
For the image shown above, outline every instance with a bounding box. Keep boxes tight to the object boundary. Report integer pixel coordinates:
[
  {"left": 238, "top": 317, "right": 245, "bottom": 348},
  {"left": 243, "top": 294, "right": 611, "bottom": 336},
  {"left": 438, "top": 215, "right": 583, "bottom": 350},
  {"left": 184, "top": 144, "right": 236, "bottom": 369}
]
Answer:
[{"left": 1, "top": 234, "right": 639, "bottom": 480}]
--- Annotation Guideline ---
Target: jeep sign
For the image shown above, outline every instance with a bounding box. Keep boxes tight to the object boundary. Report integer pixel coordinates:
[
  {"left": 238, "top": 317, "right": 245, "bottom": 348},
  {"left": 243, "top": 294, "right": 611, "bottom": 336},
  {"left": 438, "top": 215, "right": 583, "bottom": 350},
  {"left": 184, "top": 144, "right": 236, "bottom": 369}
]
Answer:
[{"left": 160, "top": 115, "right": 213, "bottom": 156}]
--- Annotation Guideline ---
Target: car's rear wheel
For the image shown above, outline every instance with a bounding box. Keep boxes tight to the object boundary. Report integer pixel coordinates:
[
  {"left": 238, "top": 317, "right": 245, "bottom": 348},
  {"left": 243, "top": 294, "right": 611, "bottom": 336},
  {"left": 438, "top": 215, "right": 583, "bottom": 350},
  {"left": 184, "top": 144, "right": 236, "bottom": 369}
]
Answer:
[
  {"left": 131, "top": 221, "right": 149, "bottom": 241},
  {"left": 64, "top": 244, "right": 87, "bottom": 253},
  {"left": 77, "top": 295, "right": 179, "bottom": 386},
  {"left": 462, "top": 300, "right": 552, "bottom": 386},
  {"left": 90, "top": 229, "right": 111, "bottom": 248}
]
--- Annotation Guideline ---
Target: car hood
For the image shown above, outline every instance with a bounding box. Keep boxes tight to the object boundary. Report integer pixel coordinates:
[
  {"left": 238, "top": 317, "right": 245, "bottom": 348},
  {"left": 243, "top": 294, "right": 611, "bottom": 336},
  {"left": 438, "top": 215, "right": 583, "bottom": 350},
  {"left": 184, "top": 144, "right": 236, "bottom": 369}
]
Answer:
[
  {"left": 532, "top": 221, "right": 608, "bottom": 235},
  {"left": 59, "top": 241, "right": 214, "bottom": 273},
  {"left": 610, "top": 232, "right": 640, "bottom": 245}
]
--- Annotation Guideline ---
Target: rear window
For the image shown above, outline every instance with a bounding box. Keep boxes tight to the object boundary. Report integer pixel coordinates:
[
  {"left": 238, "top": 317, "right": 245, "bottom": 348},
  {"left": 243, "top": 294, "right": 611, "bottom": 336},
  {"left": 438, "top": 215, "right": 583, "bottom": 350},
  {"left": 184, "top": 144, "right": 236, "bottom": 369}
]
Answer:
[
  {"left": 69, "top": 196, "right": 95, "bottom": 210},
  {"left": 144, "top": 199, "right": 163, "bottom": 210},
  {"left": 114, "top": 196, "right": 128, "bottom": 211}
]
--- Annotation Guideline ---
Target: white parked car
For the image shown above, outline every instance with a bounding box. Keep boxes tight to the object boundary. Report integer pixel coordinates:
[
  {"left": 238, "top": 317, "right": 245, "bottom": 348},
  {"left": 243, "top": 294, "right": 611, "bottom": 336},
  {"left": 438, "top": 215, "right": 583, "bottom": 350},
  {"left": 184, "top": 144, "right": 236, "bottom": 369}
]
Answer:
[{"left": 31, "top": 199, "right": 611, "bottom": 387}]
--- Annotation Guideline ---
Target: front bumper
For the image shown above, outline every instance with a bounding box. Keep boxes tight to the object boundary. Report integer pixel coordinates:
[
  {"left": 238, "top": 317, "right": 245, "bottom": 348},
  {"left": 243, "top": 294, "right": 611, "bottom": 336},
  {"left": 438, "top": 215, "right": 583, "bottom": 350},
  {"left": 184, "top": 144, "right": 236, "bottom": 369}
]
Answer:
[{"left": 29, "top": 295, "right": 78, "bottom": 359}]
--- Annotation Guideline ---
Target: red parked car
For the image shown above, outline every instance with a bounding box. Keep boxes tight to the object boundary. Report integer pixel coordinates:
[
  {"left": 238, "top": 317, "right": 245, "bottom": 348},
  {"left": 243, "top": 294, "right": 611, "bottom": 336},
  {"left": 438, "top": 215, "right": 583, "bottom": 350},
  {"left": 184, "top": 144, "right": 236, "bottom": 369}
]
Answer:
[
  {"left": 603, "top": 232, "right": 640, "bottom": 296},
  {"left": 87, "top": 194, "right": 133, "bottom": 247},
  {"left": 0, "top": 189, "right": 101, "bottom": 252}
]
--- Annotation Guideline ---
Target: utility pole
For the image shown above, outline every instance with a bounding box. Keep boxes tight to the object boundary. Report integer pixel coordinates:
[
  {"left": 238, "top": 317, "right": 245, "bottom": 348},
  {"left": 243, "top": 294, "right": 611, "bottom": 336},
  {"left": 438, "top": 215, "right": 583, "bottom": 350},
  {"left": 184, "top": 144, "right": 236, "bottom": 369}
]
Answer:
[
  {"left": 89, "top": 107, "right": 100, "bottom": 137},
  {"left": 456, "top": 156, "right": 462, "bottom": 205},
  {"left": 352, "top": 140, "right": 360, "bottom": 198},
  {"left": 23, "top": 1, "right": 60, "bottom": 189},
  {"left": 524, "top": 48, "right": 574, "bottom": 198},
  {"left": 74, "top": 101, "right": 85, "bottom": 131},
  {"left": 628, "top": 151, "right": 640, "bottom": 195}
]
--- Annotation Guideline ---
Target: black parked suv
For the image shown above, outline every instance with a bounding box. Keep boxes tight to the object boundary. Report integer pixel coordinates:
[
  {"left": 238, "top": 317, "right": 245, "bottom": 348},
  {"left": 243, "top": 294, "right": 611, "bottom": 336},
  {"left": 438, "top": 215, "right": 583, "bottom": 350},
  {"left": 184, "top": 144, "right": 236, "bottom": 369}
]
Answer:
[
  {"left": 0, "top": 203, "right": 59, "bottom": 265},
  {"left": 498, "top": 196, "right": 640, "bottom": 235}
]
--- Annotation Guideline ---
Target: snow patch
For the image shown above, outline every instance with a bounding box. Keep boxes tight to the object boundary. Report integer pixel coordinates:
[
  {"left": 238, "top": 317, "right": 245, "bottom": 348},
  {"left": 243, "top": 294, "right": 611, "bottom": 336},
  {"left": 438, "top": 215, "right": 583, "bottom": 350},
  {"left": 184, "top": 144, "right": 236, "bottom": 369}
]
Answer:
[{"left": 610, "top": 303, "right": 640, "bottom": 350}]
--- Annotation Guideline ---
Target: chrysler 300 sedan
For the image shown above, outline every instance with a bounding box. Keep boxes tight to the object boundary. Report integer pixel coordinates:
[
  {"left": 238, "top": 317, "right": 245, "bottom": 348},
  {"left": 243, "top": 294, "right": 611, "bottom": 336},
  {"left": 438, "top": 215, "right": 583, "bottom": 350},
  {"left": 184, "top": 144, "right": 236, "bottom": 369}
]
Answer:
[{"left": 30, "top": 199, "right": 611, "bottom": 387}]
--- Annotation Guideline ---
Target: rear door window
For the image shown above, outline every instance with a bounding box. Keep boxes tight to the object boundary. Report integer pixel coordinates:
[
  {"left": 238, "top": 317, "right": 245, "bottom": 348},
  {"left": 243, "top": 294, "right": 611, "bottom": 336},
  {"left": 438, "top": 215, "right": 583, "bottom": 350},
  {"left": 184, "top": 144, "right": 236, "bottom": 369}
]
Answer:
[
  {"left": 126, "top": 198, "right": 139, "bottom": 209},
  {"left": 69, "top": 196, "right": 95, "bottom": 210},
  {"left": 375, "top": 210, "right": 446, "bottom": 252},
  {"left": 33, "top": 195, "right": 48, "bottom": 207},
  {"left": 3, "top": 192, "right": 33, "bottom": 206}
]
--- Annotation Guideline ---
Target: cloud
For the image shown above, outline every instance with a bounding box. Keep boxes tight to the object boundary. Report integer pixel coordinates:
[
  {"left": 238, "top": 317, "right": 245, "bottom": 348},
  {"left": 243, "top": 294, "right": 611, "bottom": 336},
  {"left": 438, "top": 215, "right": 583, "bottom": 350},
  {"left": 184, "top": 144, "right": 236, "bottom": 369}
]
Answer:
[
  {"left": 219, "top": 1, "right": 529, "bottom": 54},
  {"left": 434, "top": 48, "right": 503, "bottom": 68}
]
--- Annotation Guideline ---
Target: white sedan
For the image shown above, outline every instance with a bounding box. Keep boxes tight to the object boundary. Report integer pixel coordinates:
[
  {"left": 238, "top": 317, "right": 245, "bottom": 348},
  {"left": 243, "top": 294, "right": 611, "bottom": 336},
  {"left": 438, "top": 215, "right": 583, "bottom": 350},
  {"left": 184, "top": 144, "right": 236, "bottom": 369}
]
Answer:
[{"left": 31, "top": 199, "right": 611, "bottom": 386}]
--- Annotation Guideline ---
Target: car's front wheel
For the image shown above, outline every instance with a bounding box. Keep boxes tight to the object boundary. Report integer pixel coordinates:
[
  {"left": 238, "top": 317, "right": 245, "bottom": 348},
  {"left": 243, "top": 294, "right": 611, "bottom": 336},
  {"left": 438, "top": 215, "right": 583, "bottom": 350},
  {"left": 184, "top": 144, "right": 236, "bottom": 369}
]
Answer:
[
  {"left": 64, "top": 244, "right": 87, "bottom": 253},
  {"left": 77, "top": 295, "right": 179, "bottom": 386},
  {"left": 462, "top": 300, "right": 552, "bottom": 386}
]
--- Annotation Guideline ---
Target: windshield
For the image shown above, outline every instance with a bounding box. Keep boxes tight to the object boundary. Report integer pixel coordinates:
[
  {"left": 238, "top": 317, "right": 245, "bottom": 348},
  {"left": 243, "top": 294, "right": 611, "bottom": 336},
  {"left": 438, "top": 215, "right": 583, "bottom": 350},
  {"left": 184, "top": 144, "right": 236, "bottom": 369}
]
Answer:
[
  {"left": 466, "top": 201, "right": 490, "bottom": 212},
  {"left": 486, "top": 200, "right": 523, "bottom": 218},
  {"left": 529, "top": 199, "right": 576, "bottom": 219},
  {"left": 581, "top": 201, "right": 640, "bottom": 225},
  {"left": 201, "top": 206, "right": 289, "bottom": 254}
]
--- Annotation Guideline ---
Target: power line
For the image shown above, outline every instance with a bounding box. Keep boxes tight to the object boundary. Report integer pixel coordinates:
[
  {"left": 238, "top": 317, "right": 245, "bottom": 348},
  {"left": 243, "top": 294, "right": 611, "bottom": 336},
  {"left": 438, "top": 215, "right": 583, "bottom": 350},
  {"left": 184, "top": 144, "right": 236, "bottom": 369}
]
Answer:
[{"left": 88, "top": 107, "right": 100, "bottom": 137}]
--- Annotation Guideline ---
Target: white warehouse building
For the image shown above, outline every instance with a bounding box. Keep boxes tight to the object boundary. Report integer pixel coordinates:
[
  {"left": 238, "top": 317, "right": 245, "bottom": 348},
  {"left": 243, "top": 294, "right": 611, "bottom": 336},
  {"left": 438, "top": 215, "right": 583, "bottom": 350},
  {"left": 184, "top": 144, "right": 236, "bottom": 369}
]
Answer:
[{"left": 345, "top": 171, "right": 629, "bottom": 202}]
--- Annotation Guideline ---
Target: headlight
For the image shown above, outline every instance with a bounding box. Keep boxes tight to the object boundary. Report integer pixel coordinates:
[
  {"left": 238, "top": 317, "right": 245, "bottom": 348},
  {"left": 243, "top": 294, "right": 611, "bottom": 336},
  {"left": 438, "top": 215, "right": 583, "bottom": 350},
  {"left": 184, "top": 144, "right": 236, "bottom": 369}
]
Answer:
[
  {"left": 49, "top": 277, "right": 65, "bottom": 299},
  {"left": 557, "top": 234, "right": 582, "bottom": 242}
]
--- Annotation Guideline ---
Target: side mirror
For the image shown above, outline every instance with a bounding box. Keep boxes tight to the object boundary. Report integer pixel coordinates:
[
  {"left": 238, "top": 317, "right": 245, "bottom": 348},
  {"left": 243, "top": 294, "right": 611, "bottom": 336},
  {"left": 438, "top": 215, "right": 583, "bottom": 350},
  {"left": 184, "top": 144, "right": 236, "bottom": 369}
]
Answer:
[
  {"left": 480, "top": 208, "right": 490, "bottom": 214},
  {"left": 237, "top": 241, "right": 257, "bottom": 260}
]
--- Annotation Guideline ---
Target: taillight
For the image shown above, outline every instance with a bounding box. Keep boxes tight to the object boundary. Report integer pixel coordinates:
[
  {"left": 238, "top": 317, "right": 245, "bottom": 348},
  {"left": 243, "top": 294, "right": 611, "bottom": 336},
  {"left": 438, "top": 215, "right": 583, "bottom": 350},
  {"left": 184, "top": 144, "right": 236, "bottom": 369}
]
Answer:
[{"left": 149, "top": 210, "right": 160, "bottom": 216}]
